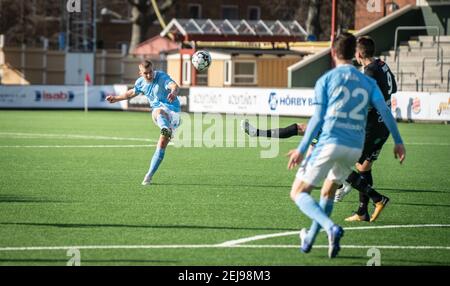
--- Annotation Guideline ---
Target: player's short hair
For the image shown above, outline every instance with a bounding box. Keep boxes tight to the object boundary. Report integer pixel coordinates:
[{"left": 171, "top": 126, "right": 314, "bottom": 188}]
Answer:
[
  {"left": 332, "top": 32, "right": 356, "bottom": 60},
  {"left": 357, "top": 36, "right": 376, "bottom": 58},
  {"left": 139, "top": 60, "right": 153, "bottom": 69}
]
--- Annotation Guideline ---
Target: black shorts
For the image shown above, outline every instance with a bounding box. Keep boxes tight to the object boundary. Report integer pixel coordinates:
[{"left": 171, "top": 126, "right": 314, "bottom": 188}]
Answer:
[{"left": 358, "top": 126, "right": 390, "bottom": 164}]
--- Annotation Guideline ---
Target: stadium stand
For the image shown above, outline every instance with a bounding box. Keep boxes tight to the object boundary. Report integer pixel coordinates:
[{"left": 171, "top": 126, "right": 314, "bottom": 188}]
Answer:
[{"left": 382, "top": 35, "right": 450, "bottom": 92}]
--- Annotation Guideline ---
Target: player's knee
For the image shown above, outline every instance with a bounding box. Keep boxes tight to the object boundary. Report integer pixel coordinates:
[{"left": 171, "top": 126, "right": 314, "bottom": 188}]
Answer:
[
  {"left": 290, "top": 180, "right": 308, "bottom": 201},
  {"left": 356, "top": 160, "right": 372, "bottom": 172},
  {"left": 153, "top": 109, "right": 169, "bottom": 121},
  {"left": 159, "top": 109, "right": 169, "bottom": 119},
  {"left": 321, "top": 187, "right": 335, "bottom": 199}
]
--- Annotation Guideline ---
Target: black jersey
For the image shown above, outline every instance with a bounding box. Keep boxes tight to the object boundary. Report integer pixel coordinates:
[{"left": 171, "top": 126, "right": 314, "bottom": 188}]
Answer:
[{"left": 364, "top": 59, "right": 397, "bottom": 131}]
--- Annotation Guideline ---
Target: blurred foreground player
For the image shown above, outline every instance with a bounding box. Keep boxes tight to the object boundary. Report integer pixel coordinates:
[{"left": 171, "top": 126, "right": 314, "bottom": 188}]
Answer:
[{"left": 286, "top": 33, "right": 405, "bottom": 258}]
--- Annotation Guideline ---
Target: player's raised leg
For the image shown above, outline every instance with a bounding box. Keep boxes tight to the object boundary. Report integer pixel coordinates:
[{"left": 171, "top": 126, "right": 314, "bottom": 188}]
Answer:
[
  {"left": 241, "top": 119, "right": 306, "bottom": 138},
  {"left": 154, "top": 108, "right": 172, "bottom": 138}
]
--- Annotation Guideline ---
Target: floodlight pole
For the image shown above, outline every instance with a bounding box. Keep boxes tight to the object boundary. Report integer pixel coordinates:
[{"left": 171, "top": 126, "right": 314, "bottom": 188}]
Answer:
[
  {"left": 331, "top": 0, "right": 337, "bottom": 45},
  {"left": 330, "top": 0, "right": 337, "bottom": 68}
]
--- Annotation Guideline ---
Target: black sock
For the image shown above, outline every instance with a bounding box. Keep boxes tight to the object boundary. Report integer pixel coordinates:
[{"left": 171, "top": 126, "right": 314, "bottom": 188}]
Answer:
[
  {"left": 357, "top": 192, "right": 370, "bottom": 215},
  {"left": 277, "top": 124, "right": 299, "bottom": 138},
  {"left": 360, "top": 170, "right": 383, "bottom": 203},
  {"left": 347, "top": 170, "right": 383, "bottom": 204},
  {"left": 347, "top": 171, "right": 383, "bottom": 203},
  {"left": 360, "top": 170, "right": 373, "bottom": 186},
  {"left": 256, "top": 129, "right": 269, "bottom": 137},
  {"left": 257, "top": 124, "right": 299, "bottom": 138}
]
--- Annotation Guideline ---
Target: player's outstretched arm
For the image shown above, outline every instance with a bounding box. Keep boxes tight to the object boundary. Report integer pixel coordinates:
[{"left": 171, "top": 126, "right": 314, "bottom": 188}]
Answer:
[
  {"left": 370, "top": 86, "right": 406, "bottom": 164},
  {"left": 106, "top": 89, "right": 136, "bottom": 103},
  {"left": 167, "top": 82, "right": 179, "bottom": 103},
  {"left": 287, "top": 149, "right": 303, "bottom": 170},
  {"left": 394, "top": 143, "right": 406, "bottom": 164}
]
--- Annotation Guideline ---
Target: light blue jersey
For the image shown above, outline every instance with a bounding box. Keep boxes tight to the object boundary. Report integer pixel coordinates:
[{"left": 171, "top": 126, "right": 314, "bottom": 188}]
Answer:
[
  {"left": 134, "top": 71, "right": 181, "bottom": 112},
  {"left": 298, "top": 64, "right": 403, "bottom": 154}
]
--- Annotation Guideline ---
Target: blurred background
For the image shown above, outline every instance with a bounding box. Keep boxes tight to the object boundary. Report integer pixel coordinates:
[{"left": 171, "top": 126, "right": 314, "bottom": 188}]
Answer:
[{"left": 0, "top": 0, "right": 449, "bottom": 117}]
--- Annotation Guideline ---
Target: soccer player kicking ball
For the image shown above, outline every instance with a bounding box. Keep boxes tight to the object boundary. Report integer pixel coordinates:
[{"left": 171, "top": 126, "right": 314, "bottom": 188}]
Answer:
[
  {"left": 106, "top": 60, "right": 181, "bottom": 185},
  {"left": 286, "top": 33, "right": 405, "bottom": 258}
]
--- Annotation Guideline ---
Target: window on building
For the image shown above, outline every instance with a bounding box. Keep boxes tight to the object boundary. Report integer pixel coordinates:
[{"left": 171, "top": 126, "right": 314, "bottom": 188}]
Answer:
[
  {"left": 188, "top": 4, "right": 202, "bottom": 19},
  {"left": 221, "top": 5, "right": 239, "bottom": 20},
  {"left": 233, "top": 61, "right": 256, "bottom": 85},
  {"left": 248, "top": 6, "right": 260, "bottom": 20},
  {"left": 224, "top": 60, "right": 232, "bottom": 85},
  {"left": 196, "top": 69, "right": 208, "bottom": 86},
  {"left": 182, "top": 59, "right": 191, "bottom": 85}
]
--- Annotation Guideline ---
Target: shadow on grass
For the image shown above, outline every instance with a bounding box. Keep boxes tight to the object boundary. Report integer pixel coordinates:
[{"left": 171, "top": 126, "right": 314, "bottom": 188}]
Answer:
[
  {"left": 390, "top": 202, "right": 450, "bottom": 208},
  {"left": 0, "top": 258, "right": 178, "bottom": 264},
  {"left": 377, "top": 188, "right": 449, "bottom": 194},
  {"left": 151, "top": 182, "right": 292, "bottom": 189},
  {"left": 0, "top": 194, "right": 68, "bottom": 204},
  {"left": 0, "top": 221, "right": 298, "bottom": 232},
  {"left": 379, "top": 258, "right": 450, "bottom": 266}
]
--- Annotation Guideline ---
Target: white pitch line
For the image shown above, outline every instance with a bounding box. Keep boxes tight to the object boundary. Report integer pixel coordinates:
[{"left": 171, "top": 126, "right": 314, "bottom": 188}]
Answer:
[
  {"left": 0, "top": 244, "right": 449, "bottom": 252},
  {"left": 279, "top": 141, "right": 450, "bottom": 146},
  {"left": 0, "top": 145, "right": 156, "bottom": 148},
  {"left": 0, "top": 132, "right": 153, "bottom": 142},
  {"left": 231, "top": 245, "right": 450, "bottom": 250},
  {"left": 1, "top": 132, "right": 449, "bottom": 146},
  {"left": 1, "top": 224, "right": 450, "bottom": 252},
  {"left": 0, "top": 245, "right": 219, "bottom": 251},
  {"left": 218, "top": 224, "right": 450, "bottom": 246}
]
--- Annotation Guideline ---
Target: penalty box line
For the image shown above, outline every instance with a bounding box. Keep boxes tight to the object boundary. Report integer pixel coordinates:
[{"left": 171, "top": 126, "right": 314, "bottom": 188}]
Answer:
[{"left": 0, "top": 244, "right": 449, "bottom": 252}]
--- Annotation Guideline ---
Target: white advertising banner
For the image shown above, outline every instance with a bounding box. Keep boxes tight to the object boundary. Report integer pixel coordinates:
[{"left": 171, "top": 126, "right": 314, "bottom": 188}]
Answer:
[
  {"left": 189, "top": 87, "right": 316, "bottom": 116},
  {"left": 391, "top": 92, "right": 450, "bottom": 121},
  {"left": 0, "top": 85, "right": 128, "bottom": 109},
  {"left": 190, "top": 87, "right": 450, "bottom": 121}
]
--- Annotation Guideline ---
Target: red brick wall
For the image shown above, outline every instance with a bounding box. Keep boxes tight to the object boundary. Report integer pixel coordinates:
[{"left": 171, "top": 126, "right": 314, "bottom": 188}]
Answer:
[{"left": 355, "top": 0, "right": 416, "bottom": 30}]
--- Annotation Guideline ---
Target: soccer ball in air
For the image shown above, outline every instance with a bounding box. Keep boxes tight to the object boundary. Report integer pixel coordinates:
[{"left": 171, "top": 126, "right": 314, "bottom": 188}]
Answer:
[{"left": 191, "top": 50, "right": 211, "bottom": 72}]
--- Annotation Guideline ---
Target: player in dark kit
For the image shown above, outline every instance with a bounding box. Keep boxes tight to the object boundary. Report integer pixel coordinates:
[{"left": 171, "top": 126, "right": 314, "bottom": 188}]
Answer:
[
  {"left": 242, "top": 36, "right": 399, "bottom": 222},
  {"left": 339, "top": 36, "right": 398, "bottom": 222}
]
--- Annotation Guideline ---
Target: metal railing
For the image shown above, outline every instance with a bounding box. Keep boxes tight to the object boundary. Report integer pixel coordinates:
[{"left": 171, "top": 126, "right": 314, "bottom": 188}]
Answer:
[
  {"left": 394, "top": 26, "right": 440, "bottom": 79},
  {"left": 399, "top": 70, "right": 418, "bottom": 91},
  {"left": 421, "top": 54, "right": 450, "bottom": 92},
  {"left": 421, "top": 56, "right": 441, "bottom": 92},
  {"left": 447, "top": 69, "right": 450, "bottom": 92}
]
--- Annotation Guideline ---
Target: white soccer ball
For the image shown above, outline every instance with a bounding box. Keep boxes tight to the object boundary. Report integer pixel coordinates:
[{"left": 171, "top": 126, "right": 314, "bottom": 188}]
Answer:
[{"left": 191, "top": 50, "right": 211, "bottom": 72}]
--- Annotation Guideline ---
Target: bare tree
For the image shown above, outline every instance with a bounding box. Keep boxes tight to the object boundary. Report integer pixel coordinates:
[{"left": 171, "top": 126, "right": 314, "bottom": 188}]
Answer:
[
  {"left": 262, "top": 0, "right": 355, "bottom": 41},
  {"left": 262, "top": 0, "right": 322, "bottom": 39},
  {"left": 127, "top": 0, "right": 174, "bottom": 53},
  {"left": 0, "top": 0, "right": 63, "bottom": 47},
  {"left": 0, "top": 0, "right": 34, "bottom": 45},
  {"left": 305, "top": 0, "right": 321, "bottom": 40}
]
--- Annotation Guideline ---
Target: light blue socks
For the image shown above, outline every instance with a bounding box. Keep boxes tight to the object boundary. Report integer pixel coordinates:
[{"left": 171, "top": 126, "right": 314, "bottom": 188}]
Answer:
[
  {"left": 147, "top": 147, "right": 165, "bottom": 177},
  {"left": 305, "top": 196, "right": 334, "bottom": 243},
  {"left": 295, "top": 192, "right": 334, "bottom": 234}
]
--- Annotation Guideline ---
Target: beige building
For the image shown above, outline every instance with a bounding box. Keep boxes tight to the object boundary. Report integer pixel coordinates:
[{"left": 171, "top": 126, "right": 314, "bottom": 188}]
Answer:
[{"left": 167, "top": 49, "right": 303, "bottom": 88}]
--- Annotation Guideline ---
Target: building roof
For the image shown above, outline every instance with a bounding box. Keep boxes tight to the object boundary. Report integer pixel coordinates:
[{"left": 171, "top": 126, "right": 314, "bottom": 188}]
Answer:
[
  {"left": 160, "top": 19, "right": 308, "bottom": 43},
  {"left": 204, "top": 48, "right": 307, "bottom": 56},
  {"left": 131, "top": 35, "right": 179, "bottom": 56}
]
